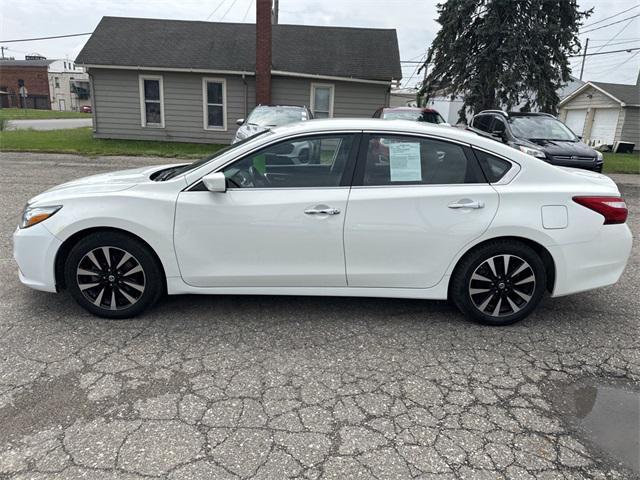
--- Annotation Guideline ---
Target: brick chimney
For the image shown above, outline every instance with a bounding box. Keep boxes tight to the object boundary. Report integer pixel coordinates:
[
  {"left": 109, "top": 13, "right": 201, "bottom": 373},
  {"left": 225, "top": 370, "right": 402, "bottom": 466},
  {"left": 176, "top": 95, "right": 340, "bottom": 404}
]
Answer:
[{"left": 255, "top": 0, "right": 272, "bottom": 105}]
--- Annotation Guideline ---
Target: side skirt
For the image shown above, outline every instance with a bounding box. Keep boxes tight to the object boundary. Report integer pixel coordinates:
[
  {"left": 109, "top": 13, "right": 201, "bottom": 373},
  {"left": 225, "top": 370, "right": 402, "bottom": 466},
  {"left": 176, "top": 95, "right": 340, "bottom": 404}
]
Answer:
[{"left": 165, "top": 276, "right": 450, "bottom": 300}]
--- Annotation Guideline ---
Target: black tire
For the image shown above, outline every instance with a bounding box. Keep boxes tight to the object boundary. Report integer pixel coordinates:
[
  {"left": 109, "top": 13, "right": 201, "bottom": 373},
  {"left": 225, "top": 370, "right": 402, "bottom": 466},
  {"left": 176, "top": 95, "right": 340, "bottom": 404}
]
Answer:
[
  {"left": 450, "top": 240, "right": 547, "bottom": 326},
  {"left": 64, "top": 231, "right": 163, "bottom": 319}
]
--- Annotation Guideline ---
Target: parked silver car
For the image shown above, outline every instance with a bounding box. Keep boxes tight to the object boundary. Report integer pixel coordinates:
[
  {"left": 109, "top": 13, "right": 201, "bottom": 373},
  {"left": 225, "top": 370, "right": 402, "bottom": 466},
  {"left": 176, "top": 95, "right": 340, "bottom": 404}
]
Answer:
[{"left": 233, "top": 105, "right": 312, "bottom": 144}]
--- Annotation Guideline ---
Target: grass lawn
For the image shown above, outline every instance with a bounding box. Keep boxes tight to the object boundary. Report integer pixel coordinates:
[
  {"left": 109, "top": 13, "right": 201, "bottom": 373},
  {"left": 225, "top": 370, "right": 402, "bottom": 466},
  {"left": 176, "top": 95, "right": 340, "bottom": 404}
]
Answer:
[
  {"left": 603, "top": 152, "right": 640, "bottom": 175},
  {"left": 0, "top": 108, "right": 91, "bottom": 120},
  {"left": 0, "top": 127, "right": 222, "bottom": 158}
]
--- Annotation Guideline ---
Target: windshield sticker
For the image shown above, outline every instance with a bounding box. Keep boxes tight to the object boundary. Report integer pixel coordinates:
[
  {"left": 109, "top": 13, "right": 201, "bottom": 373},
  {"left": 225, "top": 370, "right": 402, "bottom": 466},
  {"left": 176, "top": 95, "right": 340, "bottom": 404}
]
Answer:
[{"left": 389, "top": 142, "right": 422, "bottom": 182}]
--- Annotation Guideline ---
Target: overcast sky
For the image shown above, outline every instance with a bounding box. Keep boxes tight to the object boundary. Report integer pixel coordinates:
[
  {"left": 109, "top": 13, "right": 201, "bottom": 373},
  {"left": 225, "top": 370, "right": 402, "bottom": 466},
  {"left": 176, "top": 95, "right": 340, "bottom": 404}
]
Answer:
[{"left": 1, "top": 0, "right": 639, "bottom": 87}]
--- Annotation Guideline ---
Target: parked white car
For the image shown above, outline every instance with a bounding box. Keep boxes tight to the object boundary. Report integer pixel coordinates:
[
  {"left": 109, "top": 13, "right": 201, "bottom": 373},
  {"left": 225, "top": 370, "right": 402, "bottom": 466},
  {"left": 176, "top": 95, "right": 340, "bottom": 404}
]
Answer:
[{"left": 14, "top": 119, "right": 632, "bottom": 325}]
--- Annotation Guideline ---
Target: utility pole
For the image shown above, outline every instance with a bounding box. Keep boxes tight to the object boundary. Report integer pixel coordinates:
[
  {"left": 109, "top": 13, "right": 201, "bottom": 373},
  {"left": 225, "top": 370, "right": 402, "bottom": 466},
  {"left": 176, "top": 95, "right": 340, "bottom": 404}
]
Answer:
[
  {"left": 0, "top": 46, "right": 6, "bottom": 59},
  {"left": 273, "top": 0, "right": 279, "bottom": 24},
  {"left": 579, "top": 38, "right": 589, "bottom": 80}
]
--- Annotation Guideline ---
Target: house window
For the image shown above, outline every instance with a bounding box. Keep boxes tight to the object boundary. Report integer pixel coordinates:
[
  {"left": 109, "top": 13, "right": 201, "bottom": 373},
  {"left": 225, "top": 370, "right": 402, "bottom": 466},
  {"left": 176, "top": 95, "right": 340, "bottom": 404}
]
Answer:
[
  {"left": 138, "top": 75, "right": 164, "bottom": 127},
  {"left": 54, "top": 77, "right": 60, "bottom": 88},
  {"left": 310, "top": 83, "right": 334, "bottom": 118},
  {"left": 202, "top": 78, "right": 226, "bottom": 130}
]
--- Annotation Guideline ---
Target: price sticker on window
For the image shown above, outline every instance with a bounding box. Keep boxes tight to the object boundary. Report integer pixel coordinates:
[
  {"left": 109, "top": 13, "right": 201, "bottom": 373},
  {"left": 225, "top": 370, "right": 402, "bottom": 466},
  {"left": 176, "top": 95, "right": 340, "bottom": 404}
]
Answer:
[{"left": 389, "top": 142, "right": 422, "bottom": 182}]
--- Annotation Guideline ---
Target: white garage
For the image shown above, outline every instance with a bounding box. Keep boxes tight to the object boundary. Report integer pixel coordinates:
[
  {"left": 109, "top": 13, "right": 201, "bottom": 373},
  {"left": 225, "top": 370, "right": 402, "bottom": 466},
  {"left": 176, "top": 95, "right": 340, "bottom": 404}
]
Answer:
[
  {"left": 559, "top": 79, "right": 639, "bottom": 151},
  {"left": 590, "top": 108, "right": 620, "bottom": 145},
  {"left": 564, "top": 109, "right": 587, "bottom": 137}
]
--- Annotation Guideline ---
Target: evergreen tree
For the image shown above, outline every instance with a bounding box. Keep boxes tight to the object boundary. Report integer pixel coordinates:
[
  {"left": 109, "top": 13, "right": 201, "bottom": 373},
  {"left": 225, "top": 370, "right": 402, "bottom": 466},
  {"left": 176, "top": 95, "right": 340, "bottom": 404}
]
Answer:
[{"left": 419, "top": 0, "right": 591, "bottom": 122}]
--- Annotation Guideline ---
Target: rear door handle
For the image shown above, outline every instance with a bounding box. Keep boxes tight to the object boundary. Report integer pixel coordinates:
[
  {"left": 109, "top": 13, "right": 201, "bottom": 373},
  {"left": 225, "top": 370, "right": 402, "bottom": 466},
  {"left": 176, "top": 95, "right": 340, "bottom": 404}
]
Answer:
[
  {"left": 448, "top": 200, "right": 485, "bottom": 209},
  {"left": 304, "top": 207, "right": 341, "bottom": 215}
]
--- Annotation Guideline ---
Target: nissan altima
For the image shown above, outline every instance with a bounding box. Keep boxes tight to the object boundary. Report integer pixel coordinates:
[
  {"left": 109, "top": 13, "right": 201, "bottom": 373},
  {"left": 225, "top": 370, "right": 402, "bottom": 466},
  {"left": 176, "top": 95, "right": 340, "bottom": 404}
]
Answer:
[{"left": 13, "top": 119, "right": 632, "bottom": 325}]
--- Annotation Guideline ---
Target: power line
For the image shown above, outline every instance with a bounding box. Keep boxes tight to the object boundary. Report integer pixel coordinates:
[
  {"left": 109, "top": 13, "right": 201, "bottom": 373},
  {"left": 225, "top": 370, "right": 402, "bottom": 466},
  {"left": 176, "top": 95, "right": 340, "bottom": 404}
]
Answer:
[
  {"left": 589, "top": 37, "right": 640, "bottom": 42},
  {"left": 592, "top": 50, "right": 640, "bottom": 76},
  {"left": 592, "top": 19, "right": 634, "bottom": 53},
  {"left": 570, "top": 46, "right": 640, "bottom": 57},
  {"left": 219, "top": 0, "right": 240, "bottom": 21},
  {"left": 206, "top": 0, "right": 228, "bottom": 20},
  {"left": 579, "top": 14, "right": 640, "bottom": 34},
  {"left": 580, "top": 4, "right": 639, "bottom": 29},
  {"left": 242, "top": 0, "right": 254, "bottom": 22},
  {"left": 0, "top": 32, "right": 92, "bottom": 43}
]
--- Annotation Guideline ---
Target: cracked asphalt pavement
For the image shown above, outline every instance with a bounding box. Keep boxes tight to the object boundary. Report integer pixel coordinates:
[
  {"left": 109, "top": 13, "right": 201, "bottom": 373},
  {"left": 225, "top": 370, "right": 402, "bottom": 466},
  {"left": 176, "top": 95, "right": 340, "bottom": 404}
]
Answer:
[{"left": 0, "top": 152, "right": 638, "bottom": 479}]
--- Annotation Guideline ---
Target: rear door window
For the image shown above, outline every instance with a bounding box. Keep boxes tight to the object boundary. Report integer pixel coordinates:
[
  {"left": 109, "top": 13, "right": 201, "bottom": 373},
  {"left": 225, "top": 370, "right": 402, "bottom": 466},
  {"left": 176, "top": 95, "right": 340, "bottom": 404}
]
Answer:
[{"left": 357, "top": 135, "right": 485, "bottom": 186}]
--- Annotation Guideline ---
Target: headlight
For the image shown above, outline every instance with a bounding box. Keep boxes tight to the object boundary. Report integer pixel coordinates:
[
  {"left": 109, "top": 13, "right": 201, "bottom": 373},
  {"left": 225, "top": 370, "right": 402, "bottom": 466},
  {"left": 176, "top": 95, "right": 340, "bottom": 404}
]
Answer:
[
  {"left": 20, "top": 205, "right": 62, "bottom": 229},
  {"left": 518, "top": 145, "right": 547, "bottom": 159},
  {"left": 596, "top": 151, "right": 604, "bottom": 161},
  {"left": 234, "top": 129, "right": 248, "bottom": 142}
]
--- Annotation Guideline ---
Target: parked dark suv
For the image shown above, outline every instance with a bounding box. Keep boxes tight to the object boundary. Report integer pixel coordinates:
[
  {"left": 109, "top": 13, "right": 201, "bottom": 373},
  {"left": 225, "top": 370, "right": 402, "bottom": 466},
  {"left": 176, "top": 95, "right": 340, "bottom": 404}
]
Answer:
[{"left": 468, "top": 110, "right": 603, "bottom": 172}]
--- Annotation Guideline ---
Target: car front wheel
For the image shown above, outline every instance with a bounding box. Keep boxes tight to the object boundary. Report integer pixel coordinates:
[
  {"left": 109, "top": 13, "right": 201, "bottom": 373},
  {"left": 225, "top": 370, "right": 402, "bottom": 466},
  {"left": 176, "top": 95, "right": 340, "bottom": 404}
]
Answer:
[
  {"left": 451, "top": 240, "right": 547, "bottom": 326},
  {"left": 64, "top": 231, "right": 163, "bottom": 319}
]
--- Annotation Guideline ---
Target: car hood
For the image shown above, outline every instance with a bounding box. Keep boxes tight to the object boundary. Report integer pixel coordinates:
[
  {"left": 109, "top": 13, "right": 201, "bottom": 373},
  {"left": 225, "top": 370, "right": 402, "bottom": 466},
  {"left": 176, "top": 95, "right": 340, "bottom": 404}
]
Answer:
[
  {"left": 525, "top": 139, "right": 596, "bottom": 157},
  {"left": 236, "top": 123, "right": 269, "bottom": 139},
  {"left": 28, "top": 164, "right": 184, "bottom": 205}
]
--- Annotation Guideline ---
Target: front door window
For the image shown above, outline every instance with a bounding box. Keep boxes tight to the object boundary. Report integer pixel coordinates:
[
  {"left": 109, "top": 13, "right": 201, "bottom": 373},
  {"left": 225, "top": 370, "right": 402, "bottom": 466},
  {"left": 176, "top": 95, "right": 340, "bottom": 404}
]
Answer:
[{"left": 222, "top": 134, "right": 355, "bottom": 188}]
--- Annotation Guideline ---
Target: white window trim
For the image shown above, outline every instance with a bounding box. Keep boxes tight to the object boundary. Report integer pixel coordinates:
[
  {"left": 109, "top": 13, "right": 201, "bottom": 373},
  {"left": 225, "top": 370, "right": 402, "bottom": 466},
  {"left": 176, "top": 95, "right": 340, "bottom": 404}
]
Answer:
[
  {"left": 138, "top": 74, "right": 165, "bottom": 128},
  {"left": 310, "top": 82, "right": 335, "bottom": 118},
  {"left": 202, "top": 77, "right": 227, "bottom": 131}
]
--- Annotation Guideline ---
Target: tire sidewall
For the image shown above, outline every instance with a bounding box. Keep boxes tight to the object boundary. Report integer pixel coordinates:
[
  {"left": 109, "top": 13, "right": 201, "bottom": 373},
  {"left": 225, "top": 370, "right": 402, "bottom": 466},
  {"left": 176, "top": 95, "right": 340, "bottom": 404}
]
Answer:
[
  {"left": 452, "top": 241, "right": 547, "bottom": 326},
  {"left": 64, "top": 232, "right": 163, "bottom": 319}
]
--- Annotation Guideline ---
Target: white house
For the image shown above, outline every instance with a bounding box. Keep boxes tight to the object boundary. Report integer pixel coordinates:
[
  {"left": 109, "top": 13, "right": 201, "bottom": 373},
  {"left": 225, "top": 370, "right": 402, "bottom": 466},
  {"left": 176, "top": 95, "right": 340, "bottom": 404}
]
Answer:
[{"left": 48, "top": 59, "right": 91, "bottom": 112}]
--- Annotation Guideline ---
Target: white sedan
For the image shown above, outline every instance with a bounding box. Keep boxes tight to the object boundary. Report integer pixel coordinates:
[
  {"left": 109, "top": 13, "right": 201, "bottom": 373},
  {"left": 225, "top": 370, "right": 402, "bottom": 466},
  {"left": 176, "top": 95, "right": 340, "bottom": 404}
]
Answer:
[{"left": 13, "top": 119, "right": 632, "bottom": 325}]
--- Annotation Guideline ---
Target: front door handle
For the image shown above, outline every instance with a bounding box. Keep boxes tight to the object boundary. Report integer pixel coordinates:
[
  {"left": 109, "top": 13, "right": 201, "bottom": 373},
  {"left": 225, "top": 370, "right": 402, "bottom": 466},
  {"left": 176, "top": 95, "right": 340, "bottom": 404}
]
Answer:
[
  {"left": 304, "top": 207, "right": 341, "bottom": 215},
  {"left": 448, "top": 200, "right": 485, "bottom": 209}
]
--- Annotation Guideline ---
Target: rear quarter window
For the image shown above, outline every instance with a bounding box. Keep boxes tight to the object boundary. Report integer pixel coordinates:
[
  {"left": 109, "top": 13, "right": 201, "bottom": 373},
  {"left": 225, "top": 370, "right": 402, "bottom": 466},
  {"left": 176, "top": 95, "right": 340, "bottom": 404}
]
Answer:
[{"left": 474, "top": 149, "right": 513, "bottom": 183}]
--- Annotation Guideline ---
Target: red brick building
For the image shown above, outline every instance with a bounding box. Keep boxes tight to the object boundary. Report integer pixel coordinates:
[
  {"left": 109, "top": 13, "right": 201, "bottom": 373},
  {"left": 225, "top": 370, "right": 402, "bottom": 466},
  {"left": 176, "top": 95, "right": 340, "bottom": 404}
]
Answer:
[{"left": 0, "top": 59, "right": 52, "bottom": 109}]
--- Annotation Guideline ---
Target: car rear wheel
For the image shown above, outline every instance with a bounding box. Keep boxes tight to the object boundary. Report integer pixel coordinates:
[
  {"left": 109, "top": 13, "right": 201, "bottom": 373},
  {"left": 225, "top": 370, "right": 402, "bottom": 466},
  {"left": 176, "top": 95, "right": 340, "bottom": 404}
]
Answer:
[
  {"left": 451, "top": 240, "right": 547, "bottom": 326},
  {"left": 64, "top": 231, "right": 163, "bottom": 319}
]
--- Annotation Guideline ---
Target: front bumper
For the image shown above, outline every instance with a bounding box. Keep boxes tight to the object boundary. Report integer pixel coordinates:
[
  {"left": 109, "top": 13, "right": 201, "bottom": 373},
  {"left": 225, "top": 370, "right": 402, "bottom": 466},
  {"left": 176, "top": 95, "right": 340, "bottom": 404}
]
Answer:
[
  {"left": 13, "top": 223, "right": 62, "bottom": 293},
  {"left": 548, "top": 157, "right": 603, "bottom": 172},
  {"left": 550, "top": 223, "right": 633, "bottom": 297}
]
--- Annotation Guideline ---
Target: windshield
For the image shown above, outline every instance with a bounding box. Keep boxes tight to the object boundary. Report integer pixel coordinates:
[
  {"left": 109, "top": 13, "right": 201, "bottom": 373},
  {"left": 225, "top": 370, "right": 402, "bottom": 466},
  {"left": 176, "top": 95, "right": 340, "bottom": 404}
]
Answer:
[
  {"left": 382, "top": 110, "right": 446, "bottom": 124},
  {"left": 247, "top": 106, "right": 308, "bottom": 127},
  {"left": 508, "top": 115, "right": 577, "bottom": 141},
  {"left": 154, "top": 130, "right": 272, "bottom": 180}
]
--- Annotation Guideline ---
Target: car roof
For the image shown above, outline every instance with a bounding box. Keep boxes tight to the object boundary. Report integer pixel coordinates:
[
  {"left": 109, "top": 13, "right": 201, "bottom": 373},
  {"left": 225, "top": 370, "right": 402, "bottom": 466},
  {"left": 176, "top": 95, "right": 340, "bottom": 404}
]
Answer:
[
  {"left": 267, "top": 118, "right": 504, "bottom": 150},
  {"left": 383, "top": 107, "right": 439, "bottom": 113},
  {"left": 253, "top": 105, "right": 308, "bottom": 110}
]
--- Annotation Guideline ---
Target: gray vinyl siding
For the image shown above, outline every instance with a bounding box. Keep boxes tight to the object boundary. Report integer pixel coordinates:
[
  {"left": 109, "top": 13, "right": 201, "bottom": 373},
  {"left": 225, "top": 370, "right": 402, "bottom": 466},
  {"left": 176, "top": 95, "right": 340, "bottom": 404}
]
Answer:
[
  {"left": 90, "top": 69, "right": 389, "bottom": 144},
  {"left": 271, "top": 76, "right": 388, "bottom": 118},
  {"left": 90, "top": 68, "right": 254, "bottom": 144},
  {"left": 561, "top": 86, "right": 619, "bottom": 109},
  {"left": 620, "top": 106, "right": 640, "bottom": 148}
]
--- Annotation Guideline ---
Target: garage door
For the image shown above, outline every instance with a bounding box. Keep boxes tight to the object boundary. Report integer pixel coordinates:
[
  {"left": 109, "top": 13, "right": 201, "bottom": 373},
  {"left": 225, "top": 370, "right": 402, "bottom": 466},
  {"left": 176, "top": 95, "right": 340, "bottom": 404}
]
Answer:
[
  {"left": 590, "top": 108, "right": 620, "bottom": 145},
  {"left": 564, "top": 109, "right": 587, "bottom": 137}
]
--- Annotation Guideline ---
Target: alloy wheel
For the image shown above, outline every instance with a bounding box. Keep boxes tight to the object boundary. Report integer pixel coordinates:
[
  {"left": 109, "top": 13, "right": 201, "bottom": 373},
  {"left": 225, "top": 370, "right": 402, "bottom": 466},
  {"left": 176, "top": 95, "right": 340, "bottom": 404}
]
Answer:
[
  {"left": 76, "top": 246, "right": 146, "bottom": 311},
  {"left": 468, "top": 254, "right": 536, "bottom": 317}
]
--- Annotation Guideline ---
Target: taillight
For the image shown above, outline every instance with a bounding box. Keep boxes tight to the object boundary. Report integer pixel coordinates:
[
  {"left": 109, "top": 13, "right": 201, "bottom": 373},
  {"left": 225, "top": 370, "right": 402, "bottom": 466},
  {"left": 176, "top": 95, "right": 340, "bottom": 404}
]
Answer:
[{"left": 573, "top": 196, "right": 628, "bottom": 225}]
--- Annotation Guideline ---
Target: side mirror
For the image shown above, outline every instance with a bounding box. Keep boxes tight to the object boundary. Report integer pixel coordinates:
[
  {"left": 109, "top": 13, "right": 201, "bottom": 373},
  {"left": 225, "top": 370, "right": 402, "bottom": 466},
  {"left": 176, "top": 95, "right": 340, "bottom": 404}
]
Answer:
[
  {"left": 236, "top": 118, "right": 245, "bottom": 126},
  {"left": 202, "top": 172, "right": 227, "bottom": 192}
]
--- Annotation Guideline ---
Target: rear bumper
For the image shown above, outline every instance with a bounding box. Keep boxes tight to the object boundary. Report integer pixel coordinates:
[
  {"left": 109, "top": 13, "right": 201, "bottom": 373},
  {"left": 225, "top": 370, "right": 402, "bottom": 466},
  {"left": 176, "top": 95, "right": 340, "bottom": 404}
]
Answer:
[
  {"left": 13, "top": 224, "right": 61, "bottom": 293},
  {"left": 550, "top": 223, "right": 633, "bottom": 297}
]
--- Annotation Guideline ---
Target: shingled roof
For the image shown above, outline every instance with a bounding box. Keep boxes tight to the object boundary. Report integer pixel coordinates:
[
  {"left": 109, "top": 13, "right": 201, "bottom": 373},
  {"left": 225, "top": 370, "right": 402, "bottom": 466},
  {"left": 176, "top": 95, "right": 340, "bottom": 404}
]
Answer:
[
  {"left": 76, "top": 16, "right": 402, "bottom": 82},
  {"left": 591, "top": 81, "right": 640, "bottom": 105}
]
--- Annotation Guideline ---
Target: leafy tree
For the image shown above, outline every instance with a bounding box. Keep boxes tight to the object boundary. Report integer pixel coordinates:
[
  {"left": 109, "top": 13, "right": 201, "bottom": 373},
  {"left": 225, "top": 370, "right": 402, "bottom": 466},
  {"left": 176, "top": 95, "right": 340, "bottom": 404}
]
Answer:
[{"left": 419, "top": 0, "right": 591, "bottom": 122}]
